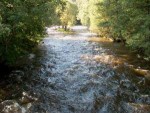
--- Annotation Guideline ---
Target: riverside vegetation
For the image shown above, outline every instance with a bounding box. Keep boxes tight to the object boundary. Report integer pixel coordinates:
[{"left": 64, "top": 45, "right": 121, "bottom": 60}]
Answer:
[{"left": 0, "top": 0, "right": 150, "bottom": 65}]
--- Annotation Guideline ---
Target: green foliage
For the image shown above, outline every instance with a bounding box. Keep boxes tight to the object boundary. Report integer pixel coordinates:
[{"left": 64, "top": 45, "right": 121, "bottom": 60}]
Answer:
[
  {"left": 76, "top": 0, "right": 102, "bottom": 32},
  {"left": 88, "top": 0, "right": 101, "bottom": 32},
  {"left": 76, "top": 0, "right": 90, "bottom": 26},
  {"left": 0, "top": 0, "right": 57, "bottom": 65},
  {"left": 76, "top": 0, "right": 150, "bottom": 57},
  {"left": 0, "top": 0, "right": 149, "bottom": 64},
  {"left": 56, "top": 0, "right": 78, "bottom": 30},
  {"left": 125, "top": 0, "right": 150, "bottom": 56},
  {"left": 97, "top": 0, "right": 150, "bottom": 58}
]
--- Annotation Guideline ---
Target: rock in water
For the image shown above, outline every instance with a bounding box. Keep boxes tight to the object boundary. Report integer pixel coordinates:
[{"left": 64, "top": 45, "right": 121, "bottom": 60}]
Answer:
[
  {"left": 0, "top": 100, "right": 26, "bottom": 113},
  {"left": 134, "top": 69, "right": 150, "bottom": 80},
  {"left": 29, "top": 53, "right": 35, "bottom": 59}
]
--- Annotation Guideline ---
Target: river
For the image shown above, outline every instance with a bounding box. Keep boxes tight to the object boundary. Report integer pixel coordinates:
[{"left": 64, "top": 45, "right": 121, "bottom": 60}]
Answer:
[{"left": 0, "top": 26, "right": 150, "bottom": 113}]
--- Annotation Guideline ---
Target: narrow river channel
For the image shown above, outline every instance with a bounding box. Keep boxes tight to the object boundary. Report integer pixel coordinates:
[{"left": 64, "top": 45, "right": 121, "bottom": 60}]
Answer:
[{"left": 0, "top": 26, "right": 150, "bottom": 113}]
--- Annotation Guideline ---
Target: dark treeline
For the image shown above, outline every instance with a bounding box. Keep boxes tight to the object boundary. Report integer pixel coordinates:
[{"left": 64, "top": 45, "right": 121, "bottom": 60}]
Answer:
[{"left": 0, "top": 0, "right": 150, "bottom": 65}]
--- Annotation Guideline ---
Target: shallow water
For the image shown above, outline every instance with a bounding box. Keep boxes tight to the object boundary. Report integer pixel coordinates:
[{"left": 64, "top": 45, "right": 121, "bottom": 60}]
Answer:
[{"left": 0, "top": 26, "right": 150, "bottom": 113}]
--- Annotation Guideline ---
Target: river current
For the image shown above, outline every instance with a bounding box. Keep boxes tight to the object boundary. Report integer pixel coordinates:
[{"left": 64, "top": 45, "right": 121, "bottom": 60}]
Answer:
[{"left": 0, "top": 26, "right": 150, "bottom": 113}]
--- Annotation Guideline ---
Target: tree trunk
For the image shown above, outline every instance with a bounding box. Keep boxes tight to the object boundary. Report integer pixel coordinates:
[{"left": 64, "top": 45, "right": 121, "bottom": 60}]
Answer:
[{"left": 64, "top": 26, "right": 67, "bottom": 31}]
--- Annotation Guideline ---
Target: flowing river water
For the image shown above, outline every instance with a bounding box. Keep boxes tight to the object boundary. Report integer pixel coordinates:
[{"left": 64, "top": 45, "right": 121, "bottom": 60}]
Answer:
[{"left": 0, "top": 26, "right": 150, "bottom": 113}]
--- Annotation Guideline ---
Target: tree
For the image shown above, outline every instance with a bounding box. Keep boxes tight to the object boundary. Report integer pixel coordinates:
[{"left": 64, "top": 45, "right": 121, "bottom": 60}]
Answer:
[
  {"left": 56, "top": 0, "right": 78, "bottom": 30},
  {"left": 0, "top": 0, "right": 57, "bottom": 65},
  {"left": 88, "top": 0, "right": 101, "bottom": 32},
  {"left": 126, "top": 0, "right": 150, "bottom": 56},
  {"left": 76, "top": 0, "right": 101, "bottom": 32},
  {"left": 98, "top": 0, "right": 150, "bottom": 57},
  {"left": 76, "top": 0, "right": 90, "bottom": 26}
]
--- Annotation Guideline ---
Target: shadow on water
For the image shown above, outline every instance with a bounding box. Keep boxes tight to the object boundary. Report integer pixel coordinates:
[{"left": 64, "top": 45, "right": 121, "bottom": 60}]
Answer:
[{"left": 0, "top": 26, "right": 150, "bottom": 113}]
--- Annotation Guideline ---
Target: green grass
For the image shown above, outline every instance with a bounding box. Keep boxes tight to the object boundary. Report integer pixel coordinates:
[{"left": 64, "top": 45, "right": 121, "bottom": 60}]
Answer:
[{"left": 57, "top": 28, "right": 75, "bottom": 34}]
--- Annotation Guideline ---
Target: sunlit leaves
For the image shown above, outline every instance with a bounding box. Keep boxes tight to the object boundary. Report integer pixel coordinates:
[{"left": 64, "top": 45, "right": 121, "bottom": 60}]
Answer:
[
  {"left": 57, "top": 1, "right": 77, "bottom": 29},
  {"left": 76, "top": 0, "right": 89, "bottom": 26}
]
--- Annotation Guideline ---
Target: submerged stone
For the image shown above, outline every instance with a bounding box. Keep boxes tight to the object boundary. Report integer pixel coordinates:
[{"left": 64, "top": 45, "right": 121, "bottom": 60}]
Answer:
[{"left": 0, "top": 100, "right": 26, "bottom": 113}]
